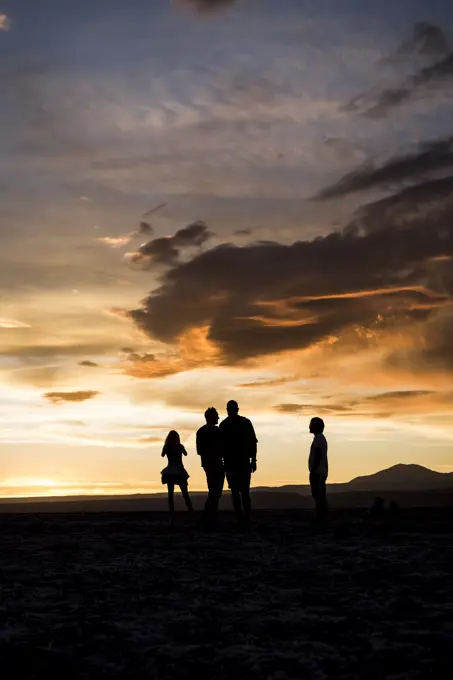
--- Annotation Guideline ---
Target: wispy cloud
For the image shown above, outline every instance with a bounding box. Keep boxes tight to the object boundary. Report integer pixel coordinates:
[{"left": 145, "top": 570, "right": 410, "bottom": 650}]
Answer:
[
  {"left": 388, "top": 22, "right": 450, "bottom": 61},
  {"left": 344, "top": 23, "right": 453, "bottom": 118},
  {"left": 313, "top": 137, "right": 453, "bottom": 201},
  {"left": 0, "top": 318, "right": 31, "bottom": 329},
  {"left": 44, "top": 390, "right": 100, "bottom": 405},
  {"left": 98, "top": 236, "right": 133, "bottom": 248}
]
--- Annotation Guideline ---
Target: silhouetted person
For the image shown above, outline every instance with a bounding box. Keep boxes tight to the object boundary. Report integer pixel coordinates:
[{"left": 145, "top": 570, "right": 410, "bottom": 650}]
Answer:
[
  {"left": 161, "top": 430, "right": 193, "bottom": 523},
  {"left": 219, "top": 400, "right": 257, "bottom": 527},
  {"left": 308, "top": 417, "right": 328, "bottom": 524},
  {"left": 196, "top": 407, "right": 225, "bottom": 527},
  {"left": 369, "top": 496, "right": 386, "bottom": 520}
]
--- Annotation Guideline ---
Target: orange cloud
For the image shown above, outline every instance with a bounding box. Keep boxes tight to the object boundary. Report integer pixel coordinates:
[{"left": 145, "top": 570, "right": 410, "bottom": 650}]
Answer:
[
  {"left": 122, "top": 327, "right": 220, "bottom": 380},
  {"left": 44, "top": 391, "right": 100, "bottom": 405}
]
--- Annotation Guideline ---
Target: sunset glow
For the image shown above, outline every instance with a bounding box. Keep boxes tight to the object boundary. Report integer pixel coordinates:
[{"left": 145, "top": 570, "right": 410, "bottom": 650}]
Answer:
[{"left": 1, "top": 0, "right": 453, "bottom": 498}]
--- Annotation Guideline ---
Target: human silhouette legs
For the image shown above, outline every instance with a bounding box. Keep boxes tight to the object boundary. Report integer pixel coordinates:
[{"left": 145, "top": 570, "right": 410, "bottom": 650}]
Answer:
[
  {"left": 204, "top": 468, "right": 224, "bottom": 524},
  {"left": 180, "top": 482, "right": 194, "bottom": 513},
  {"left": 310, "top": 473, "right": 327, "bottom": 524},
  {"left": 231, "top": 489, "right": 244, "bottom": 523},
  {"left": 167, "top": 482, "right": 175, "bottom": 523},
  {"left": 242, "top": 488, "right": 251, "bottom": 525}
]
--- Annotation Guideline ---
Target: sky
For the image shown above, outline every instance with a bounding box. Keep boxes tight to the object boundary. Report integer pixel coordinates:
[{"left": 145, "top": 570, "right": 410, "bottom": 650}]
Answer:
[{"left": 1, "top": 0, "right": 453, "bottom": 498}]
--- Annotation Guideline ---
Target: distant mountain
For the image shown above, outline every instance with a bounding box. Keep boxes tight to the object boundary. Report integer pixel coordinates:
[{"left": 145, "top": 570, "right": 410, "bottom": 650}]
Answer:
[
  {"left": 254, "top": 464, "right": 453, "bottom": 495},
  {"left": 348, "top": 464, "right": 453, "bottom": 491}
]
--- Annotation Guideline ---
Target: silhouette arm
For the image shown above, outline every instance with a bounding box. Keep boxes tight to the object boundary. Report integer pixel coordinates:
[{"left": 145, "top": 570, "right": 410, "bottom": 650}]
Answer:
[
  {"left": 181, "top": 445, "right": 188, "bottom": 457},
  {"left": 311, "top": 447, "right": 323, "bottom": 473},
  {"left": 249, "top": 421, "right": 258, "bottom": 471}
]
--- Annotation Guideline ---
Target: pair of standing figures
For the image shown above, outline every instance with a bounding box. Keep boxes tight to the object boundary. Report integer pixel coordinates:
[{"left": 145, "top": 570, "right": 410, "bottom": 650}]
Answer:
[{"left": 161, "top": 400, "right": 257, "bottom": 526}]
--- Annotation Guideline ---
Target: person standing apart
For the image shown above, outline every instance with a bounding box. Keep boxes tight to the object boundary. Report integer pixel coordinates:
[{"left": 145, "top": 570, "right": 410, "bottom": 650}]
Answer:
[
  {"left": 196, "top": 407, "right": 225, "bottom": 527},
  {"left": 161, "top": 430, "right": 193, "bottom": 523},
  {"left": 308, "top": 417, "right": 328, "bottom": 525},
  {"left": 219, "top": 400, "right": 258, "bottom": 527}
]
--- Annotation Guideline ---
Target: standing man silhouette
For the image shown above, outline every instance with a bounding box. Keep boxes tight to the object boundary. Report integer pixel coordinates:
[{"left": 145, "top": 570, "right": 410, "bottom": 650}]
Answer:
[
  {"left": 308, "top": 417, "right": 328, "bottom": 525},
  {"left": 196, "top": 407, "right": 224, "bottom": 527},
  {"left": 219, "top": 400, "right": 258, "bottom": 527}
]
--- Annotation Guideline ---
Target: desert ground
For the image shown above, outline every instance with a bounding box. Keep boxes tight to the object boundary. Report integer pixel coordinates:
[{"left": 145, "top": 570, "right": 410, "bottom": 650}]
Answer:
[{"left": 1, "top": 508, "right": 452, "bottom": 679}]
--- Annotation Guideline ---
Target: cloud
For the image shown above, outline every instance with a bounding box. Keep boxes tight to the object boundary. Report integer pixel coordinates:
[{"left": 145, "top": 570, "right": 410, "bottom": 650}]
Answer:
[
  {"left": 391, "top": 22, "right": 450, "bottom": 60},
  {"left": 128, "top": 165, "right": 453, "bottom": 365},
  {"left": 274, "top": 390, "right": 453, "bottom": 418},
  {"left": 120, "top": 327, "right": 219, "bottom": 379},
  {"left": 78, "top": 360, "right": 99, "bottom": 368},
  {"left": 121, "top": 349, "right": 183, "bottom": 379},
  {"left": 139, "top": 222, "right": 153, "bottom": 235},
  {"left": 366, "top": 390, "right": 434, "bottom": 402},
  {"left": 345, "top": 52, "right": 453, "bottom": 119},
  {"left": 238, "top": 376, "right": 298, "bottom": 389},
  {"left": 98, "top": 236, "right": 133, "bottom": 248},
  {"left": 127, "top": 221, "right": 214, "bottom": 267},
  {"left": 348, "top": 176, "right": 453, "bottom": 234},
  {"left": 175, "top": 0, "right": 237, "bottom": 15},
  {"left": 44, "top": 390, "right": 100, "bottom": 405},
  {"left": 0, "top": 13, "right": 10, "bottom": 31},
  {"left": 8, "top": 365, "right": 60, "bottom": 389},
  {"left": 0, "top": 318, "right": 31, "bottom": 329},
  {"left": 342, "top": 23, "right": 453, "bottom": 118},
  {"left": 0, "top": 342, "right": 118, "bottom": 360},
  {"left": 105, "top": 308, "right": 131, "bottom": 320},
  {"left": 275, "top": 403, "right": 356, "bottom": 416},
  {"left": 98, "top": 223, "right": 155, "bottom": 249},
  {"left": 314, "top": 137, "right": 453, "bottom": 201},
  {"left": 387, "top": 308, "right": 453, "bottom": 375}
]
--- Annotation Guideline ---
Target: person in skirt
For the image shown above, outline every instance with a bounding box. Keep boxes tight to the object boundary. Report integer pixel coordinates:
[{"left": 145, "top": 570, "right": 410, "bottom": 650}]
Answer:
[{"left": 161, "top": 430, "right": 194, "bottom": 521}]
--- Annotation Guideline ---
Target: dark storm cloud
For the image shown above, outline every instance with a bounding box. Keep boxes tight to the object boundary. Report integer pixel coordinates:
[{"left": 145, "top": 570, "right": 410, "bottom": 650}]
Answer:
[
  {"left": 345, "top": 51, "right": 453, "bottom": 119},
  {"left": 348, "top": 176, "right": 453, "bottom": 235},
  {"left": 139, "top": 222, "right": 154, "bottom": 235},
  {"left": 78, "top": 360, "right": 99, "bottom": 368},
  {"left": 129, "top": 221, "right": 214, "bottom": 267},
  {"left": 44, "top": 390, "right": 100, "bottom": 405},
  {"left": 314, "top": 138, "right": 453, "bottom": 201},
  {"left": 343, "top": 23, "right": 453, "bottom": 119},
  {"left": 366, "top": 53, "right": 453, "bottom": 118},
  {"left": 128, "top": 171, "right": 453, "bottom": 363},
  {"left": 390, "top": 22, "right": 450, "bottom": 60}
]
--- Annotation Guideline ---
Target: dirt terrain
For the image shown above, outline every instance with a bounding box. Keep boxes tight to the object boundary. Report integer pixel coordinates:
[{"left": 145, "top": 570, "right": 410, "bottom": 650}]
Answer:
[{"left": 1, "top": 509, "right": 452, "bottom": 679}]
